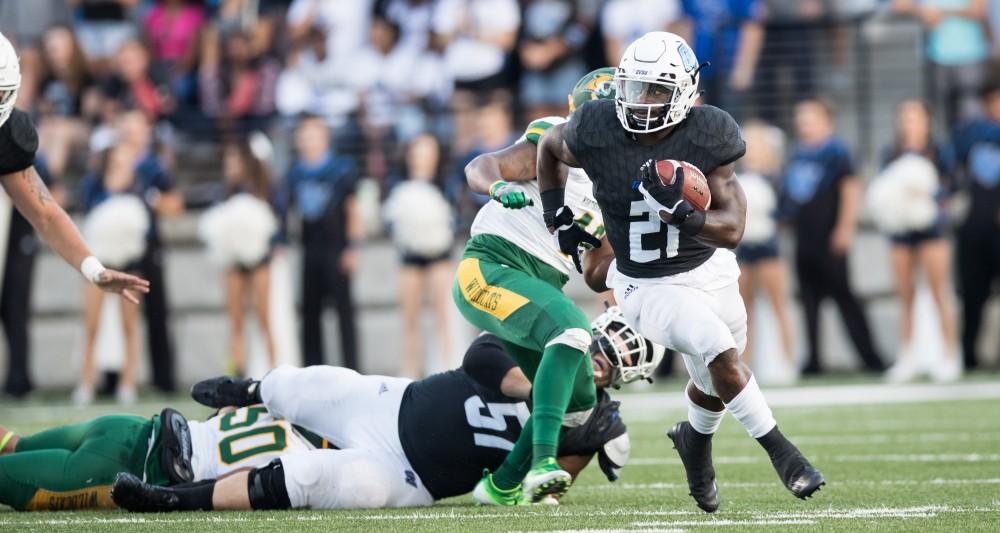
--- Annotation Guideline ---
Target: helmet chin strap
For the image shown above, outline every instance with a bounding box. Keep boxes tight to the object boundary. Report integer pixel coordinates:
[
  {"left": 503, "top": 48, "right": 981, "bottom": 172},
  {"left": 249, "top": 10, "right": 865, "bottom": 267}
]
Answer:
[{"left": 691, "top": 61, "right": 711, "bottom": 83}]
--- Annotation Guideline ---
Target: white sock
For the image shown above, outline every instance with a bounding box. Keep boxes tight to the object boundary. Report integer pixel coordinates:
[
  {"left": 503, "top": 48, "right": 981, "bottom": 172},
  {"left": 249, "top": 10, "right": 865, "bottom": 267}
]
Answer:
[
  {"left": 687, "top": 391, "right": 725, "bottom": 435},
  {"left": 724, "top": 375, "right": 777, "bottom": 438}
]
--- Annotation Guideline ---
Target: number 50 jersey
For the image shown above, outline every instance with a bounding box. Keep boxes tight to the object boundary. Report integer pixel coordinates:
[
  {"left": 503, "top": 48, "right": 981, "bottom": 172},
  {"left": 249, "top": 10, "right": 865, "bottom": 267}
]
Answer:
[{"left": 187, "top": 406, "right": 322, "bottom": 482}]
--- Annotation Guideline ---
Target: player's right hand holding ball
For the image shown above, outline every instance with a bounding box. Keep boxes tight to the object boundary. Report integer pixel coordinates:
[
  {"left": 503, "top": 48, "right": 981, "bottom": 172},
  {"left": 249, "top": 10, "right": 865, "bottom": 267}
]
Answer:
[{"left": 637, "top": 159, "right": 694, "bottom": 224}]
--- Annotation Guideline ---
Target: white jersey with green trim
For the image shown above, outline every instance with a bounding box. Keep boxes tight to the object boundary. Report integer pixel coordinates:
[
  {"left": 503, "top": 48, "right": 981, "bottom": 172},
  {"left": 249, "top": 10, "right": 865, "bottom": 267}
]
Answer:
[
  {"left": 187, "top": 405, "right": 316, "bottom": 481},
  {"left": 469, "top": 116, "right": 604, "bottom": 276}
]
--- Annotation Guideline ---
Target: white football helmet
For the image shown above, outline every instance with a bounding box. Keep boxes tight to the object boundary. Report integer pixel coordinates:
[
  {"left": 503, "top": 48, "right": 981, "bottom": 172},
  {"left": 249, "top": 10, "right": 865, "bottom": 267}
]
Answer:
[
  {"left": 591, "top": 305, "right": 665, "bottom": 388},
  {"left": 0, "top": 32, "right": 20, "bottom": 129},
  {"left": 614, "top": 31, "right": 702, "bottom": 134}
]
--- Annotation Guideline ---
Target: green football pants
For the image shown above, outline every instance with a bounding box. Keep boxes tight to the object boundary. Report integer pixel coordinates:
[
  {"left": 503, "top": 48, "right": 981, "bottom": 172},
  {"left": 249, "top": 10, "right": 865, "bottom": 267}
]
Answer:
[{"left": 0, "top": 415, "right": 152, "bottom": 511}]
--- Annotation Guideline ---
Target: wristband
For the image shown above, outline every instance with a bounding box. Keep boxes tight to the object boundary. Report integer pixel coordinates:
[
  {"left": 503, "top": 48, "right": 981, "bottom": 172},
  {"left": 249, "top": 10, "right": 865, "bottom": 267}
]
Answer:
[
  {"left": 80, "top": 256, "right": 107, "bottom": 284},
  {"left": 488, "top": 180, "right": 507, "bottom": 198},
  {"left": 540, "top": 188, "right": 566, "bottom": 215},
  {"left": 0, "top": 430, "right": 13, "bottom": 452},
  {"left": 677, "top": 209, "right": 706, "bottom": 236}
]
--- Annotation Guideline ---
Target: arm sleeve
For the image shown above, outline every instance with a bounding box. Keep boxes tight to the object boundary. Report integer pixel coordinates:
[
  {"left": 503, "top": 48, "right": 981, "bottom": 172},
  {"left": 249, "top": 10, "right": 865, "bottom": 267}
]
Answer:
[
  {"left": 461, "top": 334, "right": 519, "bottom": 393},
  {"left": 153, "top": 161, "right": 176, "bottom": 192},
  {"left": 706, "top": 106, "right": 747, "bottom": 168},
  {"left": 836, "top": 142, "right": 856, "bottom": 181},
  {"left": 0, "top": 110, "right": 39, "bottom": 176},
  {"left": 562, "top": 103, "right": 588, "bottom": 157}
]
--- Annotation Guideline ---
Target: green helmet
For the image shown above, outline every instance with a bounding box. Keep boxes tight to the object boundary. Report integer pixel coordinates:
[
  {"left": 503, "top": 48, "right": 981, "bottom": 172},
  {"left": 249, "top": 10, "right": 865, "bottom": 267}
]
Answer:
[{"left": 568, "top": 67, "right": 617, "bottom": 115}]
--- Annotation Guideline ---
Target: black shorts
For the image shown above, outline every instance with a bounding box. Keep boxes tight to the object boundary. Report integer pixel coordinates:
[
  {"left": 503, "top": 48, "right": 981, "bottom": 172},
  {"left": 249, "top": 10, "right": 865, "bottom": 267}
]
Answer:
[
  {"left": 736, "top": 237, "right": 780, "bottom": 265},
  {"left": 401, "top": 250, "right": 451, "bottom": 269},
  {"left": 233, "top": 252, "right": 273, "bottom": 275},
  {"left": 890, "top": 225, "right": 945, "bottom": 248}
]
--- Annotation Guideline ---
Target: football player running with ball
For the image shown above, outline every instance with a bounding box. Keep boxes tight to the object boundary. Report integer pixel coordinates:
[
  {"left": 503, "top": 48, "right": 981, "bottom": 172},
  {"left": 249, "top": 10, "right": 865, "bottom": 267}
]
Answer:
[
  {"left": 0, "top": 32, "right": 148, "bottom": 302},
  {"left": 454, "top": 68, "right": 619, "bottom": 504},
  {"left": 536, "top": 32, "right": 824, "bottom": 513}
]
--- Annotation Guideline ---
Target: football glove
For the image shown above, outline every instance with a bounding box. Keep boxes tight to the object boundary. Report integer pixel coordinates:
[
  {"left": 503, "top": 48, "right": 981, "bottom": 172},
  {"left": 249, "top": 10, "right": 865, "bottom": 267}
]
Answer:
[
  {"left": 637, "top": 159, "right": 694, "bottom": 222},
  {"left": 544, "top": 205, "right": 602, "bottom": 273},
  {"left": 557, "top": 390, "right": 629, "bottom": 482},
  {"left": 489, "top": 180, "right": 532, "bottom": 209}
]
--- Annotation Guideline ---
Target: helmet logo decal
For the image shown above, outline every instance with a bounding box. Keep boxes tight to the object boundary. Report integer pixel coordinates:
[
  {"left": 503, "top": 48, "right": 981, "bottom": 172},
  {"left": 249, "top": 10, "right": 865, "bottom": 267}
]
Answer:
[
  {"left": 677, "top": 42, "right": 698, "bottom": 73},
  {"left": 590, "top": 76, "right": 614, "bottom": 98}
]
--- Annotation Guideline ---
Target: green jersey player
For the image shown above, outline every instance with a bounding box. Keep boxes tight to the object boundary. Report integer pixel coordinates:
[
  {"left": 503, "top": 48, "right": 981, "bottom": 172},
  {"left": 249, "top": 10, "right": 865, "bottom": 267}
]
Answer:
[
  {"left": 455, "top": 68, "right": 622, "bottom": 504},
  {"left": 0, "top": 406, "right": 328, "bottom": 511}
]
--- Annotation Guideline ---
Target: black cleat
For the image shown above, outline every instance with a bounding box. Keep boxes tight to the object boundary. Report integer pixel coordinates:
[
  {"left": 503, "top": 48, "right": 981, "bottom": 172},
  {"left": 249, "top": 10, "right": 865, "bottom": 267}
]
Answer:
[
  {"left": 667, "top": 421, "right": 720, "bottom": 513},
  {"left": 190, "top": 376, "right": 260, "bottom": 408},
  {"left": 771, "top": 448, "right": 826, "bottom": 499},
  {"left": 111, "top": 473, "right": 180, "bottom": 513}
]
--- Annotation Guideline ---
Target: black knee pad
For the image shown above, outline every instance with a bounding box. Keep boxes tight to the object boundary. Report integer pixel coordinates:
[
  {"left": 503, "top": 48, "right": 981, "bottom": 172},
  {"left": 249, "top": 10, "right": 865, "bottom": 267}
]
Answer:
[{"left": 247, "top": 459, "right": 292, "bottom": 510}]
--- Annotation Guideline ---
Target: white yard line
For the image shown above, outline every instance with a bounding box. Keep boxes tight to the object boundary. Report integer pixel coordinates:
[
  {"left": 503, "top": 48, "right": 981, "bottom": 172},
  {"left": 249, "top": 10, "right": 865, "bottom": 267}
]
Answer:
[
  {"left": 629, "top": 452, "right": 1000, "bottom": 466},
  {"left": 617, "top": 381, "right": 1000, "bottom": 412},
  {"left": 576, "top": 478, "right": 1000, "bottom": 492},
  {"left": 636, "top": 519, "right": 817, "bottom": 527},
  {"left": 2, "top": 504, "right": 989, "bottom": 527}
]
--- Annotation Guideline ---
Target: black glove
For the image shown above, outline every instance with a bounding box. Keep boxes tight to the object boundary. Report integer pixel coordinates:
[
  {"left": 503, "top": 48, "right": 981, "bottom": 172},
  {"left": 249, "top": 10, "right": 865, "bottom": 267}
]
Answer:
[
  {"left": 544, "top": 205, "right": 602, "bottom": 273},
  {"left": 637, "top": 159, "right": 694, "bottom": 224},
  {"left": 558, "top": 390, "right": 630, "bottom": 482}
]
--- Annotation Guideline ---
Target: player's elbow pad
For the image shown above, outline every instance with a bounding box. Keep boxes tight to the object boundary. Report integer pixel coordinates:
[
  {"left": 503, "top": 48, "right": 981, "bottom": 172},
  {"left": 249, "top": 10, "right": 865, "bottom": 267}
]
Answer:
[{"left": 598, "top": 432, "right": 631, "bottom": 482}]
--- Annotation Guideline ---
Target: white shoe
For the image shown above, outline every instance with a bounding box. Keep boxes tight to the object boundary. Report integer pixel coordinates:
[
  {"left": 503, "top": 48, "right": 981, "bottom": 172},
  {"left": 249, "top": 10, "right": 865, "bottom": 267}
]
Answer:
[
  {"left": 885, "top": 357, "right": 920, "bottom": 383},
  {"left": 116, "top": 384, "right": 137, "bottom": 405},
  {"left": 931, "top": 357, "right": 962, "bottom": 383},
  {"left": 72, "top": 385, "right": 95, "bottom": 406}
]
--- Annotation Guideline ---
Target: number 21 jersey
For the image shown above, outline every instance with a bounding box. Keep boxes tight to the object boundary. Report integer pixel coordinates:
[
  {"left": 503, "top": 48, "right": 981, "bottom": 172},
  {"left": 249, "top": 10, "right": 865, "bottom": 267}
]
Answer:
[{"left": 564, "top": 100, "right": 745, "bottom": 278}]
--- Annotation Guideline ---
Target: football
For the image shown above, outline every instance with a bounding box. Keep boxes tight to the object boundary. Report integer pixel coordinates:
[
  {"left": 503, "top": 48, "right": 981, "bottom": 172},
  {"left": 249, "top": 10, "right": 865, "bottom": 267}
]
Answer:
[{"left": 655, "top": 159, "right": 712, "bottom": 211}]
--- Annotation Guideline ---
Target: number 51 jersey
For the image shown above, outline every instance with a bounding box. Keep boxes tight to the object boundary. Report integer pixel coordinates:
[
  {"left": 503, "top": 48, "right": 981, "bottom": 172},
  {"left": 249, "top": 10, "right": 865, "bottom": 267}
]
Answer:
[
  {"left": 187, "top": 406, "right": 322, "bottom": 482},
  {"left": 564, "top": 99, "right": 745, "bottom": 278},
  {"left": 397, "top": 336, "right": 530, "bottom": 500}
]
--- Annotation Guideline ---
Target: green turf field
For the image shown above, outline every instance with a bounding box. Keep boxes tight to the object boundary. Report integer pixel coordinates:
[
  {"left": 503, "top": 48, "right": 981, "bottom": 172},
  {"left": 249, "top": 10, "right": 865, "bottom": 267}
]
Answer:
[{"left": 2, "top": 381, "right": 999, "bottom": 532}]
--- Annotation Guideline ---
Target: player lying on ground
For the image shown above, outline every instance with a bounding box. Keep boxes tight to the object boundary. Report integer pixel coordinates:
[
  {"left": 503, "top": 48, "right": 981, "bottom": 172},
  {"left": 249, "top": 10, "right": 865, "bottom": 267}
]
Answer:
[
  {"left": 0, "top": 32, "right": 148, "bottom": 302},
  {"left": 536, "top": 31, "right": 824, "bottom": 513},
  {"left": 0, "top": 403, "right": 331, "bottom": 510},
  {"left": 455, "top": 67, "right": 618, "bottom": 505},
  {"left": 110, "top": 306, "right": 657, "bottom": 512}
]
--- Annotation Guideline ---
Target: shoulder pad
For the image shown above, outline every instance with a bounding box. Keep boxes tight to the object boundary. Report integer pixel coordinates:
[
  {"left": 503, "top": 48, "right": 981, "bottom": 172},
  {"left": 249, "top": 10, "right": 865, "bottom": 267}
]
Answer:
[
  {"left": 564, "top": 99, "right": 617, "bottom": 152},
  {"left": 524, "top": 116, "right": 567, "bottom": 145},
  {"left": 684, "top": 105, "right": 746, "bottom": 167}
]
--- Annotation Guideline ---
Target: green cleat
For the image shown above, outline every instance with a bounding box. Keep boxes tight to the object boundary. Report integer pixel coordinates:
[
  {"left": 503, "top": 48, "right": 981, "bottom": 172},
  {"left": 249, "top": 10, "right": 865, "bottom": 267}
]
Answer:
[
  {"left": 523, "top": 458, "right": 572, "bottom": 503},
  {"left": 472, "top": 470, "right": 523, "bottom": 506}
]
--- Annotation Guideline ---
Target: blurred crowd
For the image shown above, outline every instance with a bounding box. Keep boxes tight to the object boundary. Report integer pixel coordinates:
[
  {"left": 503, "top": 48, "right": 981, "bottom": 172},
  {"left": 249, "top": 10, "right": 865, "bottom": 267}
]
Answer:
[{"left": 1, "top": 0, "right": 1000, "bottom": 402}]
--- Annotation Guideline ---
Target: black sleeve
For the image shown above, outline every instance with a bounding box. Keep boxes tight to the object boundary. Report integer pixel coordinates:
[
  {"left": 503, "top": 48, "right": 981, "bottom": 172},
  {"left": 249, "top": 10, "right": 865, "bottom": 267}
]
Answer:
[
  {"left": 0, "top": 109, "right": 39, "bottom": 176},
  {"left": 689, "top": 105, "right": 746, "bottom": 170},
  {"left": 558, "top": 389, "right": 626, "bottom": 456},
  {"left": 836, "top": 142, "right": 856, "bottom": 179},
  {"left": 563, "top": 99, "right": 594, "bottom": 158},
  {"left": 461, "top": 334, "right": 519, "bottom": 393}
]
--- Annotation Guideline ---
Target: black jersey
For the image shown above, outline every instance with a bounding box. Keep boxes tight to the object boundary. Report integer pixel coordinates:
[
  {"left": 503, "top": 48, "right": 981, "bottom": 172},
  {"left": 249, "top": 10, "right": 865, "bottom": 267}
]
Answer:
[
  {"left": 397, "top": 335, "right": 529, "bottom": 499},
  {"left": 0, "top": 109, "right": 38, "bottom": 176},
  {"left": 565, "top": 100, "right": 745, "bottom": 277}
]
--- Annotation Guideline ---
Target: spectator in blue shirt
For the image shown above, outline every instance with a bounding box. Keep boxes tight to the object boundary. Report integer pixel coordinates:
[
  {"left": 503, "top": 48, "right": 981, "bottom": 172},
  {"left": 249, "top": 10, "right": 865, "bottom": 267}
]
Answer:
[
  {"left": 781, "top": 98, "right": 884, "bottom": 375},
  {"left": 676, "top": 0, "right": 764, "bottom": 114},
  {"left": 952, "top": 76, "right": 1000, "bottom": 371},
  {"left": 280, "top": 115, "right": 363, "bottom": 369}
]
